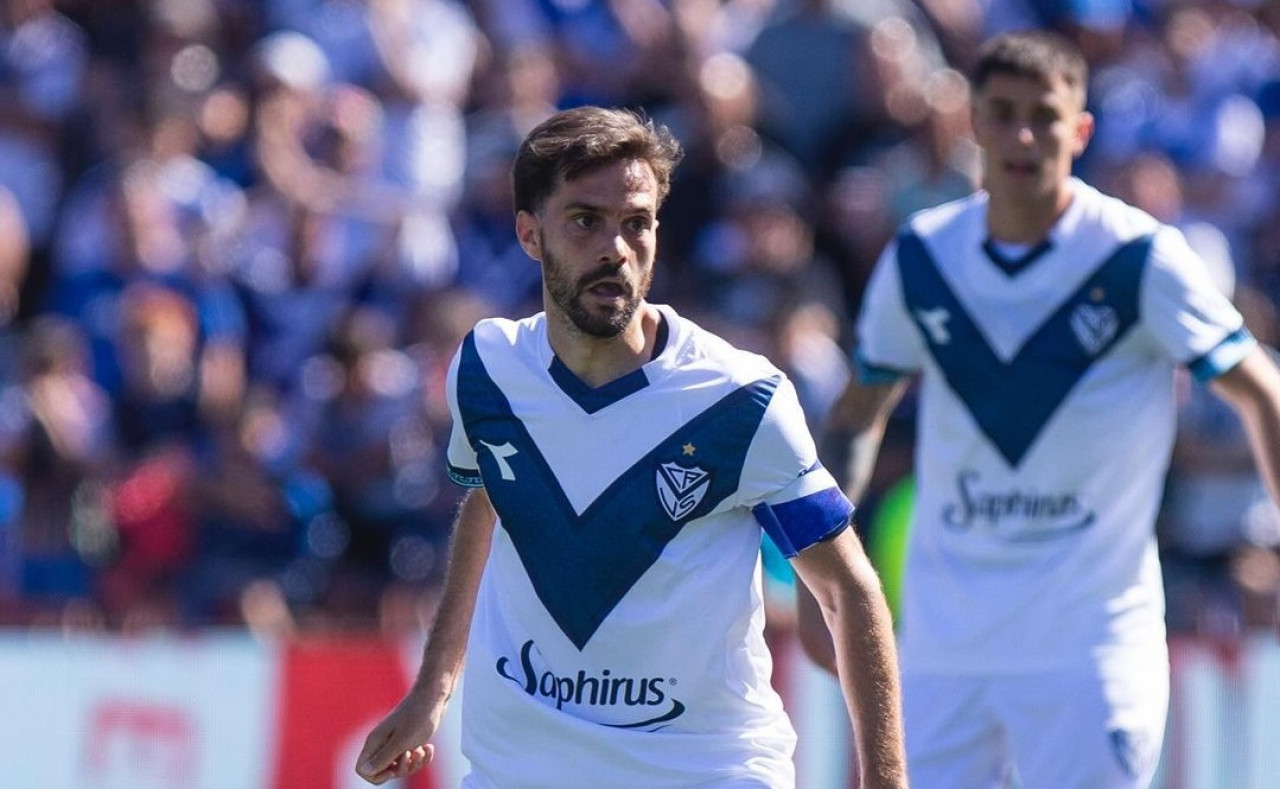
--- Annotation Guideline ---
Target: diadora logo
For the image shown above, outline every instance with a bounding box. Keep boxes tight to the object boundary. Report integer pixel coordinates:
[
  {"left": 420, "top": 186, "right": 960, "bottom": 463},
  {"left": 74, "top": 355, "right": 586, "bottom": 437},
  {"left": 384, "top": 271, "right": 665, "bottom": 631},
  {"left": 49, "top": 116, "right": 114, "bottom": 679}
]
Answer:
[
  {"left": 496, "top": 640, "right": 687, "bottom": 730},
  {"left": 914, "top": 307, "right": 952, "bottom": 345},
  {"left": 1070, "top": 303, "right": 1118, "bottom": 355},
  {"left": 480, "top": 440, "right": 519, "bottom": 480},
  {"left": 656, "top": 447, "right": 710, "bottom": 522}
]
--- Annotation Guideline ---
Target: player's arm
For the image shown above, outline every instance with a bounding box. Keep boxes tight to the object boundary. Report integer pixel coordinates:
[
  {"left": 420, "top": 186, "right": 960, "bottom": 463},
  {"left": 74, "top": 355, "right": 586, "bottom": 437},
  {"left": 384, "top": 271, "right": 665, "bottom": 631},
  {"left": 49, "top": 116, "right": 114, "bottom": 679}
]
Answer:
[
  {"left": 791, "top": 527, "right": 907, "bottom": 789},
  {"left": 821, "top": 375, "right": 911, "bottom": 497},
  {"left": 1210, "top": 346, "right": 1280, "bottom": 511},
  {"left": 356, "top": 487, "right": 496, "bottom": 785},
  {"left": 799, "top": 376, "right": 909, "bottom": 673}
]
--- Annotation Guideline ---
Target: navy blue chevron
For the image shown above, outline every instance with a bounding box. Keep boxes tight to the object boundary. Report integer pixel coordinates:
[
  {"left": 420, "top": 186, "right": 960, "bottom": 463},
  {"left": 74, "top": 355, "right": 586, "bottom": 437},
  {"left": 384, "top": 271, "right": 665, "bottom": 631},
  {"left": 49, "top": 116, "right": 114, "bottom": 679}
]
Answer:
[
  {"left": 896, "top": 232, "right": 1150, "bottom": 467},
  {"left": 456, "top": 332, "right": 780, "bottom": 650}
]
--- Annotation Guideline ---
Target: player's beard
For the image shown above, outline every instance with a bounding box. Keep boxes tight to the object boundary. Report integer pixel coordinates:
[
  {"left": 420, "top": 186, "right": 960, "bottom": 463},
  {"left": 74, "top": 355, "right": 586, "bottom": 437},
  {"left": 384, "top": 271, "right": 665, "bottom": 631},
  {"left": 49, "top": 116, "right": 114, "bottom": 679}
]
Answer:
[{"left": 542, "top": 235, "right": 651, "bottom": 339}]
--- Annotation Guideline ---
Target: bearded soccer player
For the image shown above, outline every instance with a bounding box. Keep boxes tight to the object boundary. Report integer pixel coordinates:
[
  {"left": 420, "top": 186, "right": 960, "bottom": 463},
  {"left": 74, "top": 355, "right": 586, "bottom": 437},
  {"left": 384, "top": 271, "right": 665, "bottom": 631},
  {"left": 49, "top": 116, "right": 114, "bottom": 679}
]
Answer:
[{"left": 355, "top": 106, "right": 907, "bottom": 788}]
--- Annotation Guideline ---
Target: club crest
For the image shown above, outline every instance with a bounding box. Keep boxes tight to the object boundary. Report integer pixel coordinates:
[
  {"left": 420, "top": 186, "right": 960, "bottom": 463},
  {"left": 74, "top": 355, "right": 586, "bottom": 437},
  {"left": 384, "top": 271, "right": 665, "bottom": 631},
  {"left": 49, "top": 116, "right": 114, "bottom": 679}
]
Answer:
[
  {"left": 1070, "top": 303, "right": 1119, "bottom": 355},
  {"left": 656, "top": 461, "right": 711, "bottom": 521}
]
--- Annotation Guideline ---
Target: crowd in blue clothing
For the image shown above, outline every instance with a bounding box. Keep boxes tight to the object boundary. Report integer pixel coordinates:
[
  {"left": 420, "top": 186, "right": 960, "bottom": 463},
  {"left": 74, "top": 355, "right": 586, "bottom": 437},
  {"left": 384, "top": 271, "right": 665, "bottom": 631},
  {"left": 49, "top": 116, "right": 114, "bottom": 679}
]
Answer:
[{"left": 1, "top": 0, "right": 1278, "bottom": 635}]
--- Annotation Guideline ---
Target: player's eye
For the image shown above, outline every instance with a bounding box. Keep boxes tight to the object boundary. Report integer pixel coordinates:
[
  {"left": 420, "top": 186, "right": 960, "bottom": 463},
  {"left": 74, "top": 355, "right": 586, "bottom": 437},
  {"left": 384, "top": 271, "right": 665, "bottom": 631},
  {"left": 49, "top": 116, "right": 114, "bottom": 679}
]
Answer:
[
  {"left": 1031, "top": 107, "right": 1061, "bottom": 128},
  {"left": 985, "top": 101, "right": 1014, "bottom": 124},
  {"left": 625, "top": 216, "right": 653, "bottom": 234},
  {"left": 572, "top": 214, "right": 598, "bottom": 229}
]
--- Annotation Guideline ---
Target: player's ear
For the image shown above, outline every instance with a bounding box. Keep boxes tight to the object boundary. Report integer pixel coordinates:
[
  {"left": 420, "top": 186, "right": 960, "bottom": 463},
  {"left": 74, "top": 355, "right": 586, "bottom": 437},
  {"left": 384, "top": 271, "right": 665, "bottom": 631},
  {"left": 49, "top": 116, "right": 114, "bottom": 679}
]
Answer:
[
  {"left": 1072, "top": 110, "right": 1095, "bottom": 158},
  {"left": 516, "top": 210, "right": 543, "bottom": 262}
]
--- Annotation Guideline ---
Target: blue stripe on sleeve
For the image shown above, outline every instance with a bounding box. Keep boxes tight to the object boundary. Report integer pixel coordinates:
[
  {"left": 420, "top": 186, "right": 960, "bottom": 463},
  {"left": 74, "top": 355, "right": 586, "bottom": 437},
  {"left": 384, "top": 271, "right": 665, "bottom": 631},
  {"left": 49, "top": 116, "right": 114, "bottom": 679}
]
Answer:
[
  {"left": 753, "top": 488, "right": 854, "bottom": 558},
  {"left": 1187, "top": 327, "right": 1256, "bottom": 382},
  {"left": 854, "top": 351, "right": 912, "bottom": 385}
]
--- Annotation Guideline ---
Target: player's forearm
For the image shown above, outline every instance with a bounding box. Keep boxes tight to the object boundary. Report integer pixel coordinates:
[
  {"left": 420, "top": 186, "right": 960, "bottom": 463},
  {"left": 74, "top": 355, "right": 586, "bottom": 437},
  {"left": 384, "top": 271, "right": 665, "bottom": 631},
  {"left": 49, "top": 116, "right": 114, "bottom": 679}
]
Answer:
[
  {"left": 1238, "top": 363, "right": 1280, "bottom": 512},
  {"left": 796, "top": 532, "right": 907, "bottom": 787},
  {"left": 830, "top": 561, "right": 907, "bottom": 789},
  {"left": 1216, "top": 349, "right": 1280, "bottom": 513},
  {"left": 845, "top": 430, "right": 889, "bottom": 504},
  {"left": 411, "top": 489, "right": 496, "bottom": 704}
]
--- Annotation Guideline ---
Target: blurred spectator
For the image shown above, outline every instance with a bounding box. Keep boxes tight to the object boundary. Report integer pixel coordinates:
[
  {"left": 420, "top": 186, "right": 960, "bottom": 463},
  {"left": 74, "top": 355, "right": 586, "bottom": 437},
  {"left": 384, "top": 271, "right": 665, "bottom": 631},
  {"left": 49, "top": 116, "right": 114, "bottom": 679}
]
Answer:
[
  {"left": 0, "top": 0, "right": 89, "bottom": 311},
  {"left": 773, "top": 301, "right": 853, "bottom": 431},
  {"left": 0, "top": 317, "right": 115, "bottom": 622},
  {"left": 451, "top": 125, "right": 543, "bottom": 316},
  {"left": 745, "top": 0, "right": 946, "bottom": 177},
  {"left": 45, "top": 160, "right": 247, "bottom": 422},
  {"left": 99, "top": 442, "right": 196, "bottom": 631},
  {"left": 294, "top": 308, "right": 445, "bottom": 622},
  {"left": 0, "top": 185, "right": 28, "bottom": 331},
  {"left": 691, "top": 152, "right": 847, "bottom": 349},
  {"left": 295, "top": 0, "right": 480, "bottom": 287},
  {"left": 1104, "top": 149, "right": 1239, "bottom": 293},
  {"left": 653, "top": 50, "right": 773, "bottom": 286}
]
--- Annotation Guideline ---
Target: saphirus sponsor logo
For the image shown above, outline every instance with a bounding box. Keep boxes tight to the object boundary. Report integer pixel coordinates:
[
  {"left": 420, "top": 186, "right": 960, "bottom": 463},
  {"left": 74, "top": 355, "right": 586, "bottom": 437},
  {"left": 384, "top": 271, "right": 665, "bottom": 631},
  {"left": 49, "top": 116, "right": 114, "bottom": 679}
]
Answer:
[
  {"left": 942, "top": 470, "right": 1095, "bottom": 541},
  {"left": 496, "top": 640, "right": 686, "bottom": 729}
]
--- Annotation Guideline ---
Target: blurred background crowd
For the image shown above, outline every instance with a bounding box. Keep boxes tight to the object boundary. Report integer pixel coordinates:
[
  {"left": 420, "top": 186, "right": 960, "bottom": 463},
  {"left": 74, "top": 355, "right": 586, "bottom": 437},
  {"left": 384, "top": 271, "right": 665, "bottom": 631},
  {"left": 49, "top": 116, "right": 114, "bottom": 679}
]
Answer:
[{"left": 1, "top": 0, "right": 1278, "bottom": 641}]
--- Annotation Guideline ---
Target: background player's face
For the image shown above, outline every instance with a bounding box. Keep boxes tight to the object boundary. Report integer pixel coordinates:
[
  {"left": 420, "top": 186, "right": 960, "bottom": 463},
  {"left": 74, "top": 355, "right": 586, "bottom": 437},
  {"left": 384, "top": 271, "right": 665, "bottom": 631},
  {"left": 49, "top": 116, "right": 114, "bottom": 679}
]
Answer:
[
  {"left": 971, "top": 72, "right": 1093, "bottom": 206},
  {"left": 519, "top": 159, "right": 658, "bottom": 338}
]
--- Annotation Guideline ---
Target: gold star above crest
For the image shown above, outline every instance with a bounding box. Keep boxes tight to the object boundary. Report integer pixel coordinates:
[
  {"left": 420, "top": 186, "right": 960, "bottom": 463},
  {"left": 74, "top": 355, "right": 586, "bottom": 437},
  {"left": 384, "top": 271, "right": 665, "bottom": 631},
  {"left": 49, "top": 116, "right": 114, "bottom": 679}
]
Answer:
[
  {"left": 1091, "top": 287, "right": 1106, "bottom": 302},
  {"left": 682, "top": 442, "right": 696, "bottom": 456}
]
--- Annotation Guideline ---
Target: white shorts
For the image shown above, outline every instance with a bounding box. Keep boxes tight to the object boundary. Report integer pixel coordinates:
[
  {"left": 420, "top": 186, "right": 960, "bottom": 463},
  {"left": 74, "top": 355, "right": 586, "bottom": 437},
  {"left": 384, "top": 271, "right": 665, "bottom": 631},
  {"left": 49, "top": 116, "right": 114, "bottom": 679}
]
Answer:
[{"left": 901, "top": 652, "right": 1169, "bottom": 788}]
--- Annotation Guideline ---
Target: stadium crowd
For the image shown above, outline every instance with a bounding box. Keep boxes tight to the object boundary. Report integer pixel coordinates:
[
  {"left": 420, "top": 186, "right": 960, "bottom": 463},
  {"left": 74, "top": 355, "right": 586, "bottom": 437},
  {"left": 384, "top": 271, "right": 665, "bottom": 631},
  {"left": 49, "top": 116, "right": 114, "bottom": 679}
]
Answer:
[{"left": 1, "top": 0, "right": 1278, "bottom": 639}]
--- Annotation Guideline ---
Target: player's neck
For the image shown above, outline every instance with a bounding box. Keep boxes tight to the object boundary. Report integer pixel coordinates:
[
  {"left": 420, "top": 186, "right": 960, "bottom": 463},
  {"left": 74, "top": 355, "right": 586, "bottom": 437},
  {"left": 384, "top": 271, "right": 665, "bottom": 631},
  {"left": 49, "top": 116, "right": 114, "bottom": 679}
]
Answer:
[
  {"left": 986, "top": 183, "right": 1073, "bottom": 245},
  {"left": 547, "top": 303, "right": 661, "bottom": 389}
]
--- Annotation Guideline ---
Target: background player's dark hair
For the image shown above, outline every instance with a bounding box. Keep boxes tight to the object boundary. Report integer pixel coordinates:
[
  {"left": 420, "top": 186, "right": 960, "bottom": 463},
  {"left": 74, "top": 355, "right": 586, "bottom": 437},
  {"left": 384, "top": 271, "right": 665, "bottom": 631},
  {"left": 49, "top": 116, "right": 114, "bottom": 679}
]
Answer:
[
  {"left": 511, "top": 106, "right": 684, "bottom": 215},
  {"left": 972, "top": 30, "right": 1089, "bottom": 104}
]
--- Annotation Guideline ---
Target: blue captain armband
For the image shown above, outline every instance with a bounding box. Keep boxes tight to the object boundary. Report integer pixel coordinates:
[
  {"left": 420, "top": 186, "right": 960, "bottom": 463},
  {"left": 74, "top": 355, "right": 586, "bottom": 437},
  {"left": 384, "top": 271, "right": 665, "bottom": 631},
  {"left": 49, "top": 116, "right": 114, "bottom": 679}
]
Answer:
[{"left": 753, "top": 488, "right": 854, "bottom": 558}]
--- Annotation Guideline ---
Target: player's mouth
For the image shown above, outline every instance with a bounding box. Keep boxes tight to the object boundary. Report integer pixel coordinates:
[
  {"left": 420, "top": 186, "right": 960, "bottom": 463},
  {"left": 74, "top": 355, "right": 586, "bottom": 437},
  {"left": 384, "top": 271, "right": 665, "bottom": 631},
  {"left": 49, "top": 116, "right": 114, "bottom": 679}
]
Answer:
[
  {"left": 583, "top": 280, "right": 630, "bottom": 301},
  {"left": 1003, "top": 160, "right": 1040, "bottom": 177}
]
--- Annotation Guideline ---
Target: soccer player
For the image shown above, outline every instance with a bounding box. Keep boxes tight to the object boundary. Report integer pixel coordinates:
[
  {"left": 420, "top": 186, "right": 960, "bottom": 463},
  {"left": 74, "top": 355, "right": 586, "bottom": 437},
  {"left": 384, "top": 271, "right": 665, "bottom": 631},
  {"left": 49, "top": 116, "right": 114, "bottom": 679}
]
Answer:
[
  {"left": 798, "top": 30, "right": 1280, "bottom": 788},
  {"left": 355, "top": 106, "right": 907, "bottom": 788}
]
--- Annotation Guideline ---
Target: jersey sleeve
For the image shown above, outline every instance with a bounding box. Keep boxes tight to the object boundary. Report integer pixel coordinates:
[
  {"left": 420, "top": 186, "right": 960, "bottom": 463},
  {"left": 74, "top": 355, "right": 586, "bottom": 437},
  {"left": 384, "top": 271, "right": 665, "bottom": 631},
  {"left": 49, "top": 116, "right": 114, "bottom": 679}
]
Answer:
[
  {"left": 741, "top": 376, "right": 854, "bottom": 557},
  {"left": 444, "top": 337, "right": 484, "bottom": 488},
  {"left": 1141, "top": 225, "right": 1255, "bottom": 382},
  {"left": 854, "top": 238, "right": 925, "bottom": 383}
]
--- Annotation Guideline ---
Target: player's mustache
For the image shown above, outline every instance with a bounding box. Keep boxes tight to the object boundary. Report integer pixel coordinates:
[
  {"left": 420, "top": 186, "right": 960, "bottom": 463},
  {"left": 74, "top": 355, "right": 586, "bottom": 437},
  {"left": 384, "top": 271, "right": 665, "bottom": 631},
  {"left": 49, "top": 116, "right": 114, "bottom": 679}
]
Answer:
[{"left": 577, "top": 264, "right": 630, "bottom": 292}]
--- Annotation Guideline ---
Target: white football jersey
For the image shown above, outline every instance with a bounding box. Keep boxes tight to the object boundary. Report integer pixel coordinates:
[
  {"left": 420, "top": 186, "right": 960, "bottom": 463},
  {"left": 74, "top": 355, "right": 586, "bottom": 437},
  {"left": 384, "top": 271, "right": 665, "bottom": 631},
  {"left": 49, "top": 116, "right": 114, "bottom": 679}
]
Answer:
[
  {"left": 857, "top": 179, "right": 1254, "bottom": 673},
  {"left": 445, "top": 303, "right": 853, "bottom": 788}
]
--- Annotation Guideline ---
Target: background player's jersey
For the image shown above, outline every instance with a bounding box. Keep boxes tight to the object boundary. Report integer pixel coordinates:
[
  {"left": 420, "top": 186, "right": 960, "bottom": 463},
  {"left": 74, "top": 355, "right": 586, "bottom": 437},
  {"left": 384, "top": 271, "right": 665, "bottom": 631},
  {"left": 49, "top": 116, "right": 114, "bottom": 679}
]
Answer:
[
  {"left": 857, "top": 179, "right": 1254, "bottom": 674},
  {"left": 445, "top": 303, "right": 852, "bottom": 788}
]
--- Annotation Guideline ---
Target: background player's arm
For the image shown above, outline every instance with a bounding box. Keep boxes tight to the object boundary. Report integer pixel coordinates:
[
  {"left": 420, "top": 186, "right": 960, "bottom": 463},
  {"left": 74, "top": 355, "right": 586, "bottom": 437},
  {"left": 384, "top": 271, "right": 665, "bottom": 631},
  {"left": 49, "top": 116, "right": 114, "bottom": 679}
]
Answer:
[
  {"left": 356, "top": 488, "right": 496, "bottom": 785},
  {"left": 791, "top": 528, "right": 908, "bottom": 789},
  {"left": 799, "top": 377, "right": 909, "bottom": 673},
  {"left": 820, "top": 377, "right": 911, "bottom": 497},
  {"left": 1211, "top": 346, "right": 1280, "bottom": 513}
]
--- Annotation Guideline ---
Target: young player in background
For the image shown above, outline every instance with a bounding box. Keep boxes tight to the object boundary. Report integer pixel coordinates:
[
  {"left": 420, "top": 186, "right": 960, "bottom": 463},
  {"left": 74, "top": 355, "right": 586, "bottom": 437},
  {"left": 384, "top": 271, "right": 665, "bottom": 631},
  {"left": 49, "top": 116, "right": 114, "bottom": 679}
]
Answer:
[{"left": 800, "top": 29, "right": 1280, "bottom": 789}]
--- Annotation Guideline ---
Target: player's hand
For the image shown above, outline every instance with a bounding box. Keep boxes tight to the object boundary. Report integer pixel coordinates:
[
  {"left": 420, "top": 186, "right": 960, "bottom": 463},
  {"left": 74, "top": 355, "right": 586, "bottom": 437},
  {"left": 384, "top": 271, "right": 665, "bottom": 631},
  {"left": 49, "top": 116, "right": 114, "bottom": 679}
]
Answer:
[{"left": 355, "top": 691, "right": 440, "bottom": 785}]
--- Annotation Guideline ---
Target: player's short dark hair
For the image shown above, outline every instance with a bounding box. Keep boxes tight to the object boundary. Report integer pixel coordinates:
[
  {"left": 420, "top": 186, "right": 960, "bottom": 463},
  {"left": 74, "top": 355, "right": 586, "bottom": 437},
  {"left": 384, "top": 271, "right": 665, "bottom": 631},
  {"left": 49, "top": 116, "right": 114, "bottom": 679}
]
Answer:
[
  {"left": 511, "top": 106, "right": 684, "bottom": 215},
  {"left": 972, "top": 30, "right": 1089, "bottom": 104}
]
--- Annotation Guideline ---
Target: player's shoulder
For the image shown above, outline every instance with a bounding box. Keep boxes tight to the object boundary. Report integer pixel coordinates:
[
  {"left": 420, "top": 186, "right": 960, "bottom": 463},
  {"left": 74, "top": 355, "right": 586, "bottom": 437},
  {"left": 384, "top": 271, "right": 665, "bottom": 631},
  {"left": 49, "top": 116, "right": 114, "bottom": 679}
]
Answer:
[
  {"left": 470, "top": 313, "right": 540, "bottom": 343},
  {"left": 1070, "top": 178, "right": 1164, "bottom": 243},
  {"left": 464, "top": 312, "right": 548, "bottom": 356},
  {"left": 451, "top": 314, "right": 550, "bottom": 386},
  {"left": 660, "top": 305, "right": 784, "bottom": 385}
]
